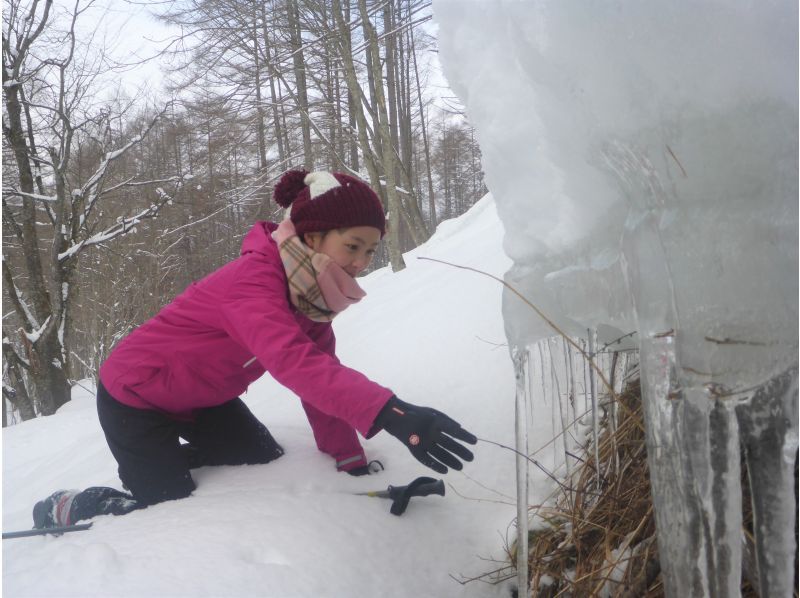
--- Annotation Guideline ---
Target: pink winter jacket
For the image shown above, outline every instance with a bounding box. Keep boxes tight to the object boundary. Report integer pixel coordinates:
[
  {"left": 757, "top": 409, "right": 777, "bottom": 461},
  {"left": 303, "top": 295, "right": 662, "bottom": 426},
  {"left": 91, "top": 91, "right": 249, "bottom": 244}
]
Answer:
[{"left": 99, "top": 221, "right": 393, "bottom": 470}]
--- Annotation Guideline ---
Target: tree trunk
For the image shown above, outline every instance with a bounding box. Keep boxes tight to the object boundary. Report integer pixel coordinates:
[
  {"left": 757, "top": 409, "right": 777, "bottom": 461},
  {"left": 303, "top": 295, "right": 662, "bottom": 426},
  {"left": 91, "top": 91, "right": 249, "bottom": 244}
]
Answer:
[
  {"left": 384, "top": 1, "right": 401, "bottom": 181},
  {"left": 342, "top": 0, "right": 360, "bottom": 171},
  {"left": 399, "top": 8, "right": 413, "bottom": 170},
  {"left": 287, "top": 0, "right": 313, "bottom": 170},
  {"left": 29, "top": 334, "right": 71, "bottom": 415},
  {"left": 332, "top": 0, "right": 382, "bottom": 187},
  {"left": 325, "top": 52, "right": 337, "bottom": 165},
  {"left": 2, "top": 339, "right": 37, "bottom": 422},
  {"left": 410, "top": 25, "right": 436, "bottom": 228},
  {"left": 252, "top": 5, "right": 268, "bottom": 172},
  {"left": 3, "top": 72, "right": 70, "bottom": 414},
  {"left": 260, "top": 4, "right": 287, "bottom": 165},
  {"left": 3, "top": 83, "right": 51, "bottom": 319},
  {"left": 333, "top": 58, "right": 346, "bottom": 169},
  {"left": 359, "top": 0, "right": 405, "bottom": 271},
  {"left": 376, "top": 4, "right": 429, "bottom": 248}
]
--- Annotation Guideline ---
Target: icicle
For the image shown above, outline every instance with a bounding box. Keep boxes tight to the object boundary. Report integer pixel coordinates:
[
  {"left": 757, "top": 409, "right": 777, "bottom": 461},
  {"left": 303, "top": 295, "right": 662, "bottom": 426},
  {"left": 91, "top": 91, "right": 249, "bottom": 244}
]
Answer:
[
  {"left": 564, "top": 336, "right": 576, "bottom": 416},
  {"left": 565, "top": 337, "right": 579, "bottom": 478},
  {"left": 608, "top": 350, "right": 619, "bottom": 473},
  {"left": 512, "top": 346, "right": 530, "bottom": 598},
  {"left": 526, "top": 344, "right": 537, "bottom": 434},
  {"left": 588, "top": 328, "right": 601, "bottom": 493},
  {"left": 538, "top": 343, "right": 548, "bottom": 407},
  {"left": 736, "top": 367, "right": 799, "bottom": 597},
  {"left": 582, "top": 338, "right": 590, "bottom": 414},
  {"left": 682, "top": 385, "right": 743, "bottom": 596},
  {"left": 624, "top": 205, "right": 746, "bottom": 596},
  {"left": 552, "top": 338, "right": 571, "bottom": 482}
]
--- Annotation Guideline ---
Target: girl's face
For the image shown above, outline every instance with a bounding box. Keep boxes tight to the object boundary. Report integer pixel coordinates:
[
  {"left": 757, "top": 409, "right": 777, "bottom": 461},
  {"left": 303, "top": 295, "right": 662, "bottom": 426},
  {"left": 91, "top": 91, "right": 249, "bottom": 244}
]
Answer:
[{"left": 303, "top": 226, "right": 381, "bottom": 277}]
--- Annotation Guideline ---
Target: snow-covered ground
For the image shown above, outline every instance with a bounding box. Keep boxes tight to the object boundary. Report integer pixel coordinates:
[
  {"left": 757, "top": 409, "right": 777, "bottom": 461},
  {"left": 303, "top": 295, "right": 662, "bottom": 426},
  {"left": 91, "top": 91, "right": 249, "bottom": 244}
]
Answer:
[{"left": 3, "top": 196, "right": 556, "bottom": 598}]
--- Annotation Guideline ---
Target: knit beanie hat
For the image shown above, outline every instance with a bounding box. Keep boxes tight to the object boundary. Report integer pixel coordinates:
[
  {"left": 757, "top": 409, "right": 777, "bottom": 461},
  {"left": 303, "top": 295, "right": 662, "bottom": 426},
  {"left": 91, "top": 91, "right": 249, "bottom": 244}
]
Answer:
[{"left": 273, "top": 169, "right": 386, "bottom": 237}]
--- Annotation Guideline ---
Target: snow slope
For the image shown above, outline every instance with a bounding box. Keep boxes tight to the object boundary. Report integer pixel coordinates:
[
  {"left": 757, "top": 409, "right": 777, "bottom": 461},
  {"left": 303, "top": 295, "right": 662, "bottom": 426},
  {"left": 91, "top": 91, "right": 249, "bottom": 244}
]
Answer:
[{"left": 3, "top": 195, "right": 555, "bottom": 598}]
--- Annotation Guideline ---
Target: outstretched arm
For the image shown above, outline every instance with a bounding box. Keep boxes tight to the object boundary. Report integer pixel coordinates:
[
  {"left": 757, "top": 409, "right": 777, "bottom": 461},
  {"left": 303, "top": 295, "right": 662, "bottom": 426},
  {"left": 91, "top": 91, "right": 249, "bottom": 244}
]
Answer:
[{"left": 219, "top": 256, "right": 393, "bottom": 437}]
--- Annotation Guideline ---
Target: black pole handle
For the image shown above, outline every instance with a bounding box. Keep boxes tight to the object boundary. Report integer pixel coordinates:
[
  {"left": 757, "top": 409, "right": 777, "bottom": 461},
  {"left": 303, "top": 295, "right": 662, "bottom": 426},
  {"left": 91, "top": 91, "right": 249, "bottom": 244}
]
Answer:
[{"left": 387, "top": 476, "right": 445, "bottom": 515}]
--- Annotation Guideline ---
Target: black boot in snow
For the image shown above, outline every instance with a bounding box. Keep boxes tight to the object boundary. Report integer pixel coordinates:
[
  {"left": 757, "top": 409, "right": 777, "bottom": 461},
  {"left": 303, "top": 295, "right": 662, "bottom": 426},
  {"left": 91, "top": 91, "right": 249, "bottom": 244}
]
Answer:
[
  {"left": 32, "top": 490, "right": 81, "bottom": 529},
  {"left": 32, "top": 487, "right": 141, "bottom": 529},
  {"left": 72, "top": 487, "right": 140, "bottom": 519}
]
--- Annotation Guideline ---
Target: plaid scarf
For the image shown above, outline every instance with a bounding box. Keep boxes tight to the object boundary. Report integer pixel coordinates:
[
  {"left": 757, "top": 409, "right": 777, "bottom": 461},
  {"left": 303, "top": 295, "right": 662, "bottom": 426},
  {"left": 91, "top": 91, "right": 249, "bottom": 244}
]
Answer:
[{"left": 273, "top": 219, "right": 366, "bottom": 322}]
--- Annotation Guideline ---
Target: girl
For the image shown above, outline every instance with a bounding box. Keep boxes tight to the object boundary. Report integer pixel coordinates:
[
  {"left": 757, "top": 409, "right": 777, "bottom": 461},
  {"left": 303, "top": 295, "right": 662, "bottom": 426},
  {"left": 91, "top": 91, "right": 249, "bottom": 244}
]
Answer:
[{"left": 32, "top": 169, "right": 477, "bottom": 529}]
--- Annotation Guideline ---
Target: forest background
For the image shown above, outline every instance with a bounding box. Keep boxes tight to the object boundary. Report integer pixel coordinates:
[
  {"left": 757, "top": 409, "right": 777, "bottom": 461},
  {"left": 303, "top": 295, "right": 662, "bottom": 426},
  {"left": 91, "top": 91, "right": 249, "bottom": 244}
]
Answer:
[{"left": 2, "top": 0, "right": 487, "bottom": 423}]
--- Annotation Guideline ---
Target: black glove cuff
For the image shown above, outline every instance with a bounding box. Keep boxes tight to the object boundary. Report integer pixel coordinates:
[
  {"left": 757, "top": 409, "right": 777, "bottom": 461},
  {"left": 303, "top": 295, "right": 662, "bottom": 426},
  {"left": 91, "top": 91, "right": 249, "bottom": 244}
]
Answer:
[
  {"left": 346, "top": 460, "right": 385, "bottom": 476},
  {"left": 370, "top": 395, "right": 407, "bottom": 434}
]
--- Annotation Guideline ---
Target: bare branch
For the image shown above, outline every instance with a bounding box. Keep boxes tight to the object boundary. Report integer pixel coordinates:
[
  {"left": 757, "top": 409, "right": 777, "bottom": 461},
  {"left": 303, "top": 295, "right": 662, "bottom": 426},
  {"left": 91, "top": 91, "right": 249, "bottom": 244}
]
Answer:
[
  {"left": 2, "top": 188, "right": 57, "bottom": 202},
  {"left": 59, "top": 180, "right": 181, "bottom": 262},
  {"left": 2, "top": 258, "right": 40, "bottom": 331},
  {"left": 81, "top": 101, "right": 173, "bottom": 218}
]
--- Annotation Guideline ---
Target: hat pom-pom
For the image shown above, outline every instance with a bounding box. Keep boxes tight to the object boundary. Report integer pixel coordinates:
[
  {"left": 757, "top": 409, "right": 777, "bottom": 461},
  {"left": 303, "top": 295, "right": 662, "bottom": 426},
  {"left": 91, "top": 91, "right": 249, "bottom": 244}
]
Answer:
[{"left": 273, "top": 169, "right": 308, "bottom": 208}]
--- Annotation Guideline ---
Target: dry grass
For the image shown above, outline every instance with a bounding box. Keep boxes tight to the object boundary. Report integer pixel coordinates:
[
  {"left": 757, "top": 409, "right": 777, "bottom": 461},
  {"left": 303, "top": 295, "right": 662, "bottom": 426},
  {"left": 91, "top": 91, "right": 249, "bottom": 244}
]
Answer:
[
  {"left": 524, "top": 378, "right": 663, "bottom": 597},
  {"left": 523, "top": 377, "right": 766, "bottom": 598}
]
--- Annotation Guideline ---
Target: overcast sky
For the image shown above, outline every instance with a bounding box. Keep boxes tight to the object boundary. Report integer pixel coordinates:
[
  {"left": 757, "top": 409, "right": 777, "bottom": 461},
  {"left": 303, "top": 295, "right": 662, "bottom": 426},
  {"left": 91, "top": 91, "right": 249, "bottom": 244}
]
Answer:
[{"left": 62, "top": 0, "right": 175, "bottom": 97}]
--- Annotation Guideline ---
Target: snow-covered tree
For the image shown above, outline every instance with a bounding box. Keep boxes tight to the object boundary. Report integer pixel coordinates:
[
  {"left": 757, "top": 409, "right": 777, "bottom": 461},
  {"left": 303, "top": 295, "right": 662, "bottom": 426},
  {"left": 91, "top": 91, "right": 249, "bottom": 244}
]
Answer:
[{"left": 2, "top": 0, "right": 184, "bottom": 417}]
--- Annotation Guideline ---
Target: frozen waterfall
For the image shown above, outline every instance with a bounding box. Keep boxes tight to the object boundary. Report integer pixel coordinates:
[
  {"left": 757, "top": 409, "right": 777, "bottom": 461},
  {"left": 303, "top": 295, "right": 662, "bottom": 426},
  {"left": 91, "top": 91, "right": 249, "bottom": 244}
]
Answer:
[{"left": 435, "top": 1, "right": 798, "bottom": 596}]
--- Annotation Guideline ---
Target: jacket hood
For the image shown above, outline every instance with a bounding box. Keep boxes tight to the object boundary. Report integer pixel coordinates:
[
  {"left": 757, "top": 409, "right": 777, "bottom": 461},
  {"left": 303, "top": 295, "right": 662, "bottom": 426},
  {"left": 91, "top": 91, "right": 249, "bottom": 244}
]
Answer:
[{"left": 241, "top": 221, "right": 279, "bottom": 257}]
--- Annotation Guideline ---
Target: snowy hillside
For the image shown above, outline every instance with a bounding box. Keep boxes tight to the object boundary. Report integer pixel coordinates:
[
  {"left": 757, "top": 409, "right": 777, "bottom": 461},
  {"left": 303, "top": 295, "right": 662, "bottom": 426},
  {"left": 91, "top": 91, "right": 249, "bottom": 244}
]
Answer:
[{"left": 3, "top": 196, "right": 555, "bottom": 598}]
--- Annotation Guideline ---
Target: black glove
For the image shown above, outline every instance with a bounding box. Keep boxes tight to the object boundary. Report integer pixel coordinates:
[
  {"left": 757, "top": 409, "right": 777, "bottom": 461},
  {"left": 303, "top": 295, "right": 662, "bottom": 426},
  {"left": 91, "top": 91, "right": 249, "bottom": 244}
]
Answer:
[
  {"left": 373, "top": 396, "right": 477, "bottom": 474},
  {"left": 346, "top": 460, "right": 385, "bottom": 476}
]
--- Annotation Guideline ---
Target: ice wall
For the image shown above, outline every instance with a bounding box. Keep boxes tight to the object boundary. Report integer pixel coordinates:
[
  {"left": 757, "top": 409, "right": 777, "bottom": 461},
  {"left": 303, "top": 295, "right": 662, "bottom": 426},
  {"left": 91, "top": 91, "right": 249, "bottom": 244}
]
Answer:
[{"left": 435, "top": 2, "right": 798, "bottom": 596}]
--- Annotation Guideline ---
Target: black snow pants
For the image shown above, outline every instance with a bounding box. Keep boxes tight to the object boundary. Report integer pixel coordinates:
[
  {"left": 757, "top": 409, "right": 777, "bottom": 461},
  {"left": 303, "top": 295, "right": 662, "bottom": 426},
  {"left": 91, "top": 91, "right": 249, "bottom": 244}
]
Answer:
[{"left": 96, "top": 381, "right": 284, "bottom": 508}]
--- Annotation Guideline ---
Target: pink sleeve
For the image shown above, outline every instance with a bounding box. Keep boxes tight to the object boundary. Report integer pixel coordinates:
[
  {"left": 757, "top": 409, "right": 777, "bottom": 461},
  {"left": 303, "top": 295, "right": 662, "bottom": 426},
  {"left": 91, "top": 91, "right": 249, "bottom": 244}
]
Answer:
[
  {"left": 301, "top": 401, "right": 368, "bottom": 471},
  {"left": 302, "top": 323, "right": 368, "bottom": 471},
  {"left": 219, "top": 258, "right": 392, "bottom": 437}
]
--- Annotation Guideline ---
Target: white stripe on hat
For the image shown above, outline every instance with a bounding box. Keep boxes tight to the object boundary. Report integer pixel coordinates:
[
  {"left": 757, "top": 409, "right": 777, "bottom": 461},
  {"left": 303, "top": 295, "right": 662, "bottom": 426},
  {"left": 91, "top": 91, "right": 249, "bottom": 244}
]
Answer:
[{"left": 304, "top": 171, "right": 341, "bottom": 200}]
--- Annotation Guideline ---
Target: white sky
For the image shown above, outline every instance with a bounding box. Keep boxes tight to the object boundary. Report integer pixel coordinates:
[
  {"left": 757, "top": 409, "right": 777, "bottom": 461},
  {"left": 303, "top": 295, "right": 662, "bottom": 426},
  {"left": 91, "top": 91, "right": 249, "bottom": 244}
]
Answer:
[
  {"left": 60, "top": 0, "right": 175, "bottom": 97},
  {"left": 51, "top": 0, "right": 461, "bottom": 113}
]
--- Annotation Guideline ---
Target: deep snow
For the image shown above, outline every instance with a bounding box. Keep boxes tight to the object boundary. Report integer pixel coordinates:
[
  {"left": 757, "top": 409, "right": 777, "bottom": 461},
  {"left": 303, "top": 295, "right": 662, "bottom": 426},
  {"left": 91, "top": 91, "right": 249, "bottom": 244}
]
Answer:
[{"left": 3, "top": 196, "right": 555, "bottom": 598}]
